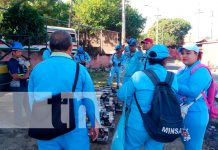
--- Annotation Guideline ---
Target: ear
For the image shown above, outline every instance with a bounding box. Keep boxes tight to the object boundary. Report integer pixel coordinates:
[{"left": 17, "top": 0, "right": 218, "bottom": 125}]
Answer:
[
  {"left": 66, "top": 44, "right": 73, "bottom": 54},
  {"left": 163, "top": 58, "right": 168, "bottom": 67}
]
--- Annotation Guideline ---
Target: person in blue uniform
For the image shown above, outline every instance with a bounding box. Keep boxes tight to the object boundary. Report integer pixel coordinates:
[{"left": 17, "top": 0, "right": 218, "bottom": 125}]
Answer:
[
  {"left": 28, "top": 30, "right": 100, "bottom": 150},
  {"left": 41, "top": 48, "right": 51, "bottom": 60},
  {"left": 122, "top": 38, "right": 143, "bottom": 83},
  {"left": 177, "top": 43, "right": 211, "bottom": 150},
  {"left": 117, "top": 44, "right": 178, "bottom": 150},
  {"left": 7, "top": 41, "right": 30, "bottom": 126},
  {"left": 140, "top": 37, "right": 154, "bottom": 70},
  {"left": 107, "top": 44, "right": 124, "bottom": 89},
  {"left": 73, "top": 46, "right": 91, "bottom": 66}
]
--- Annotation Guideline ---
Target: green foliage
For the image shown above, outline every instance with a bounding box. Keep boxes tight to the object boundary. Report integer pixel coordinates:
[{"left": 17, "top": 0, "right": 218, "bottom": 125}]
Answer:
[
  {"left": 126, "top": 5, "right": 146, "bottom": 38},
  {"left": 147, "top": 18, "right": 191, "bottom": 46},
  {"left": 0, "top": 2, "right": 46, "bottom": 45},
  {"left": 27, "top": 0, "right": 70, "bottom": 26},
  {"left": 74, "top": 0, "right": 146, "bottom": 38}
]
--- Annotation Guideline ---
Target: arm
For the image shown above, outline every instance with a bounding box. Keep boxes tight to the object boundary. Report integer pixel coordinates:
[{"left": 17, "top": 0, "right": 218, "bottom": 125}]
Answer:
[
  {"left": 8, "top": 60, "right": 29, "bottom": 80},
  {"left": 117, "top": 78, "right": 135, "bottom": 106},
  {"left": 81, "top": 69, "right": 100, "bottom": 127},
  {"left": 178, "top": 67, "right": 212, "bottom": 98},
  {"left": 84, "top": 52, "right": 91, "bottom": 63}
]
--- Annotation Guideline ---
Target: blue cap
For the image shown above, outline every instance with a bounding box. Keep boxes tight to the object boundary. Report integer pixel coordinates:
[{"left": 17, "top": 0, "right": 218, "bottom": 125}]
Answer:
[
  {"left": 128, "top": 38, "right": 137, "bottom": 47},
  {"left": 77, "top": 46, "right": 84, "bottom": 53},
  {"left": 147, "top": 44, "right": 169, "bottom": 59},
  {"left": 115, "top": 45, "right": 122, "bottom": 51},
  {"left": 178, "top": 43, "right": 199, "bottom": 53},
  {"left": 10, "top": 41, "right": 23, "bottom": 50}
]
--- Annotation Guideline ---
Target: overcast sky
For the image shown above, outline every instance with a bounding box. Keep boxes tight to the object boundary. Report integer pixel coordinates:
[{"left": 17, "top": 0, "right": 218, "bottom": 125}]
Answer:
[{"left": 129, "top": 0, "right": 218, "bottom": 41}]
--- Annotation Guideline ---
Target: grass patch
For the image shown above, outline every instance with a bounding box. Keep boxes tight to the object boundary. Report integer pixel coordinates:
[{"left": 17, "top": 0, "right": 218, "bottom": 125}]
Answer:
[{"left": 89, "top": 70, "right": 108, "bottom": 88}]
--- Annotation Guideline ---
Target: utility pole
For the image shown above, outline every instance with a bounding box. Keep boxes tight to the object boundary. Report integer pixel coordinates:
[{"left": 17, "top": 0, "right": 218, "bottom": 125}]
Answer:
[
  {"left": 68, "top": 0, "right": 73, "bottom": 28},
  {"left": 196, "top": 8, "right": 203, "bottom": 40},
  {"left": 121, "top": 0, "right": 126, "bottom": 45},
  {"left": 155, "top": 8, "right": 161, "bottom": 44},
  {"left": 210, "top": 10, "right": 214, "bottom": 40}
]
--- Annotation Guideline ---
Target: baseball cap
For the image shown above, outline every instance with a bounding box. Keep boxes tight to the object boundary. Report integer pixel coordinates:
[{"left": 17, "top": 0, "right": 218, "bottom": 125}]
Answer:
[
  {"left": 10, "top": 41, "right": 23, "bottom": 50},
  {"left": 115, "top": 44, "right": 122, "bottom": 51},
  {"left": 147, "top": 44, "right": 169, "bottom": 59},
  {"left": 128, "top": 38, "right": 137, "bottom": 46},
  {"left": 141, "top": 38, "right": 153, "bottom": 44},
  {"left": 77, "top": 46, "right": 84, "bottom": 53},
  {"left": 178, "top": 43, "right": 199, "bottom": 53}
]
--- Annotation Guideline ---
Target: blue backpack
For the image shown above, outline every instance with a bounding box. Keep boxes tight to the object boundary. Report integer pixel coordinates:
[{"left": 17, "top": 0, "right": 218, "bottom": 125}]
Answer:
[{"left": 134, "top": 69, "right": 183, "bottom": 143}]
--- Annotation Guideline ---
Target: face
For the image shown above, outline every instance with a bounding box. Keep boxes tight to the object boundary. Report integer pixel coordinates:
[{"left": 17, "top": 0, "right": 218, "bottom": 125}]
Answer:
[
  {"left": 12, "top": 50, "right": 22, "bottom": 58},
  {"left": 129, "top": 45, "right": 136, "bottom": 52},
  {"left": 142, "top": 42, "right": 153, "bottom": 50},
  {"left": 180, "top": 49, "right": 198, "bottom": 66}
]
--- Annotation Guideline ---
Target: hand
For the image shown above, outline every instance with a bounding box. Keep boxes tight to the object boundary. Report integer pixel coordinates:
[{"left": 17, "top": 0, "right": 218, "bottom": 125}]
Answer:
[{"left": 89, "top": 128, "right": 99, "bottom": 141}]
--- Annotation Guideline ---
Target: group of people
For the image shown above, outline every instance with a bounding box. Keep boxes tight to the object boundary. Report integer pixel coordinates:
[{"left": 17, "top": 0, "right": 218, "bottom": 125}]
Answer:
[
  {"left": 7, "top": 30, "right": 213, "bottom": 150},
  {"left": 115, "top": 41, "right": 212, "bottom": 150}
]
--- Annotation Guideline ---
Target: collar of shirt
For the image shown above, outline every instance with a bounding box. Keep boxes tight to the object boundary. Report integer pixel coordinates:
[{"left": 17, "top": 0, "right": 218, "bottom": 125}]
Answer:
[{"left": 51, "top": 52, "right": 72, "bottom": 59}]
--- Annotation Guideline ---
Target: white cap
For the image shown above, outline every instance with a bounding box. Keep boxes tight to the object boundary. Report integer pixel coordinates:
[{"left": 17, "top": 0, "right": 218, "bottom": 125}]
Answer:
[{"left": 179, "top": 43, "right": 200, "bottom": 53}]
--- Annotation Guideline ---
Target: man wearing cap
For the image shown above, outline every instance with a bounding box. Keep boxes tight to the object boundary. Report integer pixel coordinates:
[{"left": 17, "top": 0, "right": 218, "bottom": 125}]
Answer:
[
  {"left": 107, "top": 44, "right": 124, "bottom": 89},
  {"left": 122, "top": 38, "right": 143, "bottom": 83},
  {"left": 117, "top": 44, "right": 178, "bottom": 150},
  {"left": 7, "top": 41, "right": 30, "bottom": 125},
  {"left": 177, "top": 43, "right": 211, "bottom": 150},
  {"left": 73, "top": 46, "right": 91, "bottom": 67},
  {"left": 140, "top": 37, "right": 154, "bottom": 70}
]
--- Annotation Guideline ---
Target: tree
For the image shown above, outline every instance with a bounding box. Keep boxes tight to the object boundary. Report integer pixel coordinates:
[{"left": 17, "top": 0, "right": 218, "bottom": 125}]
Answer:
[
  {"left": 147, "top": 18, "right": 191, "bottom": 46},
  {"left": 74, "top": 0, "right": 146, "bottom": 38},
  {"left": 0, "top": 2, "right": 46, "bottom": 45},
  {"left": 125, "top": 5, "right": 146, "bottom": 38},
  {"left": 27, "top": 0, "right": 70, "bottom": 26}
]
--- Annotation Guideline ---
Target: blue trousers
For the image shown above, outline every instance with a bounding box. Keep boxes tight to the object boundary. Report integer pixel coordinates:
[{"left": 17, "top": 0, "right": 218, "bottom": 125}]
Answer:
[
  {"left": 182, "top": 110, "right": 209, "bottom": 150},
  {"left": 125, "top": 127, "right": 164, "bottom": 150},
  {"left": 107, "top": 67, "right": 121, "bottom": 86},
  {"left": 37, "top": 128, "right": 90, "bottom": 150}
]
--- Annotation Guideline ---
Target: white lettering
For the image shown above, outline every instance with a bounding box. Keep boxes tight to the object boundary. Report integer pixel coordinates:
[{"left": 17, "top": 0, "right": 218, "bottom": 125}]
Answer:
[{"left": 161, "top": 127, "right": 182, "bottom": 134}]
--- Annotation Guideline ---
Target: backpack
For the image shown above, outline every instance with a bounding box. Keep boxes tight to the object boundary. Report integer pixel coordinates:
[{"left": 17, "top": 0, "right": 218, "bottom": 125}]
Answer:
[
  {"left": 28, "top": 63, "right": 80, "bottom": 140},
  {"left": 134, "top": 69, "right": 183, "bottom": 143},
  {"left": 190, "top": 64, "right": 218, "bottom": 119}
]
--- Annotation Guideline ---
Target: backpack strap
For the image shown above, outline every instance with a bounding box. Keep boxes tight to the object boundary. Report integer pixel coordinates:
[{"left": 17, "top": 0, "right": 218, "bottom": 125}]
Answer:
[
  {"left": 135, "top": 69, "right": 161, "bottom": 115},
  {"left": 143, "top": 69, "right": 160, "bottom": 85},
  {"left": 72, "top": 63, "right": 80, "bottom": 91},
  {"left": 191, "top": 64, "right": 212, "bottom": 76},
  {"left": 190, "top": 63, "right": 214, "bottom": 107},
  {"left": 165, "top": 71, "right": 174, "bottom": 86}
]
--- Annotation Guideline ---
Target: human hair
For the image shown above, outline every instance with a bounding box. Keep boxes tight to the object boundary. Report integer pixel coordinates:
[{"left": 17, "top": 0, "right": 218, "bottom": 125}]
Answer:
[
  {"left": 196, "top": 51, "right": 203, "bottom": 60},
  {"left": 148, "top": 58, "right": 167, "bottom": 66},
  {"left": 49, "top": 30, "right": 72, "bottom": 51}
]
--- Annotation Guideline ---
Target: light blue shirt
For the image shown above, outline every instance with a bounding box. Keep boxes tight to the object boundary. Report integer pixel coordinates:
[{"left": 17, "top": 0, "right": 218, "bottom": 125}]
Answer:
[
  {"left": 42, "top": 48, "right": 51, "bottom": 60},
  {"left": 110, "top": 53, "right": 124, "bottom": 68},
  {"left": 73, "top": 52, "right": 91, "bottom": 63},
  {"left": 176, "top": 60, "right": 212, "bottom": 111},
  {"left": 122, "top": 50, "right": 143, "bottom": 83},
  {"left": 28, "top": 52, "right": 99, "bottom": 128},
  {"left": 117, "top": 64, "right": 178, "bottom": 131}
]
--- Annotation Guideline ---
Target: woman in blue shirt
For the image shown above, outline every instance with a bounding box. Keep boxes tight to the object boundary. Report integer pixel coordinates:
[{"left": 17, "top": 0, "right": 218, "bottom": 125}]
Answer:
[
  {"left": 177, "top": 43, "right": 212, "bottom": 150},
  {"left": 117, "top": 44, "right": 178, "bottom": 150}
]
